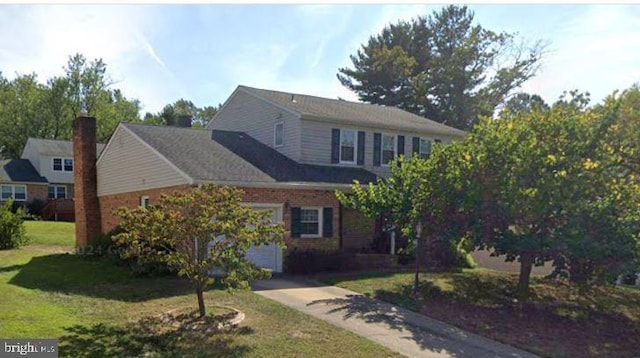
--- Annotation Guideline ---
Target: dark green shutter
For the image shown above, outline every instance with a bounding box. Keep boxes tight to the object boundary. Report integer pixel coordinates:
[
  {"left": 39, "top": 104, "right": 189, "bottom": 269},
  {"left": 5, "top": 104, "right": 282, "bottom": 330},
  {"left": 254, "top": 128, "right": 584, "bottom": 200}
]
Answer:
[
  {"left": 331, "top": 129, "right": 340, "bottom": 164},
  {"left": 435, "top": 139, "right": 442, "bottom": 144},
  {"left": 412, "top": 137, "right": 420, "bottom": 155},
  {"left": 291, "top": 207, "right": 301, "bottom": 238},
  {"left": 357, "top": 131, "right": 365, "bottom": 165},
  {"left": 397, "top": 135, "right": 405, "bottom": 157},
  {"left": 323, "top": 207, "right": 333, "bottom": 237},
  {"left": 373, "top": 133, "right": 381, "bottom": 166}
]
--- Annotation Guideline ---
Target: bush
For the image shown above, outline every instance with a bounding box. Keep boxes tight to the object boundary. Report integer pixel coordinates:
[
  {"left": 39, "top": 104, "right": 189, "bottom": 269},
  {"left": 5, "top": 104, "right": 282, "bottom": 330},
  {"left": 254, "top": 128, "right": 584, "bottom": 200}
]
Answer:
[
  {"left": 285, "top": 249, "right": 352, "bottom": 274},
  {"left": 25, "top": 198, "right": 46, "bottom": 218},
  {"left": 0, "top": 200, "right": 28, "bottom": 249}
]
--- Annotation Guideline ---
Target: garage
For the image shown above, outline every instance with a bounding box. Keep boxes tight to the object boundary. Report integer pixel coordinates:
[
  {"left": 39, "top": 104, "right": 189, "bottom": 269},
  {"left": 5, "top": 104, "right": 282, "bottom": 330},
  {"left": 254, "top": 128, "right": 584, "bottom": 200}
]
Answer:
[
  {"left": 207, "top": 204, "right": 284, "bottom": 273},
  {"left": 245, "top": 204, "right": 283, "bottom": 272}
]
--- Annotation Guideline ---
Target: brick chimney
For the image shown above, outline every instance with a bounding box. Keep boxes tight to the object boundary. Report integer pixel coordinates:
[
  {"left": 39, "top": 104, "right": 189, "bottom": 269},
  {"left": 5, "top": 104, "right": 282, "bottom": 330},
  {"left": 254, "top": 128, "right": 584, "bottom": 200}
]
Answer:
[
  {"left": 177, "top": 115, "right": 192, "bottom": 128},
  {"left": 73, "top": 116, "right": 101, "bottom": 248}
]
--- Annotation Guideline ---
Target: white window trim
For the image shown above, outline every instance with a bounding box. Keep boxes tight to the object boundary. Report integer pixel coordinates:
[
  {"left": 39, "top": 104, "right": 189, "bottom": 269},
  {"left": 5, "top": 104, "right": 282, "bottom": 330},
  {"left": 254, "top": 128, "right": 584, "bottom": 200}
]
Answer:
[
  {"left": 274, "top": 122, "right": 284, "bottom": 147},
  {"left": 339, "top": 129, "right": 358, "bottom": 165},
  {"left": 1, "top": 185, "right": 27, "bottom": 201},
  {"left": 419, "top": 137, "right": 433, "bottom": 159},
  {"left": 380, "top": 133, "right": 396, "bottom": 167},
  {"left": 52, "top": 157, "right": 73, "bottom": 172},
  {"left": 300, "top": 206, "right": 322, "bottom": 238},
  {"left": 140, "top": 195, "right": 150, "bottom": 209},
  {"left": 48, "top": 185, "right": 67, "bottom": 199}
]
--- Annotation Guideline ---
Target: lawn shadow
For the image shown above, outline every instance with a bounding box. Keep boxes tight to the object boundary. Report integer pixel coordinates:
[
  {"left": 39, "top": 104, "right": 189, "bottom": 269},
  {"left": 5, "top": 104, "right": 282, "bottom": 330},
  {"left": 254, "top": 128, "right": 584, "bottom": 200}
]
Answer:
[
  {"left": 8, "top": 253, "right": 193, "bottom": 302},
  {"left": 306, "top": 293, "right": 519, "bottom": 358},
  {"left": 59, "top": 316, "right": 253, "bottom": 357}
]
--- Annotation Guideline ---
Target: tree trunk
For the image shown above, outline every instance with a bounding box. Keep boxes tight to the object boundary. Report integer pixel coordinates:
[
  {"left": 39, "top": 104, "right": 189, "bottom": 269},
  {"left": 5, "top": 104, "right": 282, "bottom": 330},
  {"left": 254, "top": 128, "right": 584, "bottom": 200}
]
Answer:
[
  {"left": 196, "top": 288, "right": 206, "bottom": 317},
  {"left": 517, "top": 252, "right": 534, "bottom": 301}
]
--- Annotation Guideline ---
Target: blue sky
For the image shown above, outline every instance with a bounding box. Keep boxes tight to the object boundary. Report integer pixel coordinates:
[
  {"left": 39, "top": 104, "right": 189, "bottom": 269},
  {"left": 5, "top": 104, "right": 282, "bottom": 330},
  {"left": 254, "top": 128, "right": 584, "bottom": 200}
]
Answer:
[{"left": 0, "top": 4, "right": 638, "bottom": 115}]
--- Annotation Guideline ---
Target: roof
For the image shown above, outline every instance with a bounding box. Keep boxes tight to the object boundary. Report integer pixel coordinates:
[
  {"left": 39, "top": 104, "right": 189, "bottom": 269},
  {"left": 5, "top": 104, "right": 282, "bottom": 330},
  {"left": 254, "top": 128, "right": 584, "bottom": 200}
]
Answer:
[
  {"left": 237, "top": 85, "right": 467, "bottom": 137},
  {"left": 25, "top": 138, "right": 106, "bottom": 157},
  {"left": 122, "top": 123, "right": 378, "bottom": 185},
  {"left": 0, "top": 159, "right": 48, "bottom": 183}
]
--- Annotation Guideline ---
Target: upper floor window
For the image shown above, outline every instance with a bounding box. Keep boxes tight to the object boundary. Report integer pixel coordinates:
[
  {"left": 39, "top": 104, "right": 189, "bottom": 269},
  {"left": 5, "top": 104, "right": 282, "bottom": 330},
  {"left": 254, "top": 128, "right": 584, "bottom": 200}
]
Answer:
[
  {"left": 1, "top": 185, "right": 26, "bottom": 201},
  {"left": 419, "top": 138, "right": 432, "bottom": 159},
  {"left": 274, "top": 122, "right": 284, "bottom": 147},
  {"left": 53, "top": 158, "right": 73, "bottom": 172},
  {"left": 340, "top": 129, "right": 357, "bottom": 164},
  {"left": 48, "top": 185, "right": 67, "bottom": 199},
  {"left": 381, "top": 134, "right": 396, "bottom": 166}
]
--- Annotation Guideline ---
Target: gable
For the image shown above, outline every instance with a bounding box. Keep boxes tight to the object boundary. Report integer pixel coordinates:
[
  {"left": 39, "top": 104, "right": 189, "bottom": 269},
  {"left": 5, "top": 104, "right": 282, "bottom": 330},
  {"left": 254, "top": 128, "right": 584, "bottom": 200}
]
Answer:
[{"left": 96, "top": 125, "right": 191, "bottom": 196}]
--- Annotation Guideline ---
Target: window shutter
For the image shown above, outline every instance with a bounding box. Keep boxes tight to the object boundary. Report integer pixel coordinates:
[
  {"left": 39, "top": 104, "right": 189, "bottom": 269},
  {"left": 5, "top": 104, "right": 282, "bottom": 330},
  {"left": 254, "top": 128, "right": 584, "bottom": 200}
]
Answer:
[
  {"left": 397, "top": 135, "right": 405, "bottom": 157},
  {"left": 412, "top": 137, "right": 420, "bottom": 155},
  {"left": 291, "top": 207, "right": 301, "bottom": 238},
  {"left": 373, "top": 133, "right": 381, "bottom": 166},
  {"left": 357, "top": 131, "right": 365, "bottom": 165},
  {"left": 323, "top": 207, "right": 333, "bottom": 238},
  {"left": 331, "top": 128, "right": 340, "bottom": 164}
]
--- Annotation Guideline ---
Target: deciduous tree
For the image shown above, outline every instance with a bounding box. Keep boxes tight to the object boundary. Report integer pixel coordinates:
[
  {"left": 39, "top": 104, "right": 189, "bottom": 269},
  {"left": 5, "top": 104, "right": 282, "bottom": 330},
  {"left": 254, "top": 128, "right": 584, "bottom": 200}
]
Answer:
[{"left": 114, "top": 184, "right": 285, "bottom": 317}]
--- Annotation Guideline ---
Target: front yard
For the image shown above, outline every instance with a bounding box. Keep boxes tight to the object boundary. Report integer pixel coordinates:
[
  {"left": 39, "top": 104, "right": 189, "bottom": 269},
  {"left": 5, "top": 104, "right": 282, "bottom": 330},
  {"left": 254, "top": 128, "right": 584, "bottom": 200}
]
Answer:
[
  {"left": 0, "top": 221, "right": 400, "bottom": 357},
  {"left": 322, "top": 270, "right": 640, "bottom": 357}
]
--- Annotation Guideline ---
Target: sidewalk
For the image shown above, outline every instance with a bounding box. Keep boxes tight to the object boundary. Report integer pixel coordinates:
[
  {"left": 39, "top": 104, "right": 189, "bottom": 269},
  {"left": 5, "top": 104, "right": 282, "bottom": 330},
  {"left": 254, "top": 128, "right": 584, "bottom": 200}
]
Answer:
[{"left": 252, "top": 278, "right": 538, "bottom": 358}]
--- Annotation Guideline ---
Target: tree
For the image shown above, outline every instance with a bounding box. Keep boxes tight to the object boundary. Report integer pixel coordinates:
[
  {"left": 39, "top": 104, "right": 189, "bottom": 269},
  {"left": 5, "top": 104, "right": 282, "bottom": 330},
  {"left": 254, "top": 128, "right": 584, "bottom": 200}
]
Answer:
[
  {"left": 500, "top": 92, "right": 549, "bottom": 117},
  {"left": 461, "top": 91, "right": 640, "bottom": 298},
  {"left": 144, "top": 99, "right": 220, "bottom": 128},
  {"left": 338, "top": 5, "right": 544, "bottom": 130},
  {"left": 114, "top": 184, "right": 285, "bottom": 317},
  {"left": 0, "top": 54, "right": 142, "bottom": 157},
  {"left": 337, "top": 149, "right": 473, "bottom": 295}
]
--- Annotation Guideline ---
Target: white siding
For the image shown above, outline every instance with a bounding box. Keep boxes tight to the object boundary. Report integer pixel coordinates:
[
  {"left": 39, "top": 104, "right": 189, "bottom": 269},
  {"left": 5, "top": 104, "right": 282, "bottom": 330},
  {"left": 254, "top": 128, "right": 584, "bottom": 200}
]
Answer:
[
  {"left": 300, "top": 119, "right": 458, "bottom": 178},
  {"left": 38, "top": 154, "right": 74, "bottom": 184},
  {"left": 20, "top": 140, "right": 41, "bottom": 177},
  {"left": 97, "top": 126, "right": 189, "bottom": 196},
  {"left": 208, "top": 90, "right": 302, "bottom": 161}
]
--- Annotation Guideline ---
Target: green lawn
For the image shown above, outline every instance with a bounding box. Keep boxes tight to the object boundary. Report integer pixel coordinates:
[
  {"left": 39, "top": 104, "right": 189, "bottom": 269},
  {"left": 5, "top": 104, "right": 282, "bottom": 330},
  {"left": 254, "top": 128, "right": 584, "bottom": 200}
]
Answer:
[
  {"left": 322, "top": 270, "right": 640, "bottom": 357},
  {"left": 1, "top": 221, "right": 400, "bottom": 357}
]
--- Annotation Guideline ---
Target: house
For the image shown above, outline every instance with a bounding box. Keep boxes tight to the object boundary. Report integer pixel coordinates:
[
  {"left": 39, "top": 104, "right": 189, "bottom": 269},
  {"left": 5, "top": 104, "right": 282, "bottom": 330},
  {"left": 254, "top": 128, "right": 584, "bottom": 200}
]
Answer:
[
  {"left": 21, "top": 138, "right": 106, "bottom": 201},
  {"left": 0, "top": 138, "right": 104, "bottom": 220},
  {"left": 74, "top": 85, "right": 466, "bottom": 273}
]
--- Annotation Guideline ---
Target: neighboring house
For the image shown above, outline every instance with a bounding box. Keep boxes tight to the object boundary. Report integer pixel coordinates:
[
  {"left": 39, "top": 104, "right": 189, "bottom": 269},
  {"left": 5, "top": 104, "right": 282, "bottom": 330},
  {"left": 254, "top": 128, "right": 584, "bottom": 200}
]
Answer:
[
  {"left": 75, "top": 85, "right": 466, "bottom": 273},
  {"left": 0, "top": 158, "right": 48, "bottom": 205},
  {"left": 21, "top": 138, "right": 106, "bottom": 201}
]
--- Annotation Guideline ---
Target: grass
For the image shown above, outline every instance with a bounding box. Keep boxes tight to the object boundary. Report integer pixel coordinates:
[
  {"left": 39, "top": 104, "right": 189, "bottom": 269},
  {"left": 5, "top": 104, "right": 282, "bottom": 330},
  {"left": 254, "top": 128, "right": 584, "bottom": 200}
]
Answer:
[
  {"left": 1, "top": 221, "right": 401, "bottom": 357},
  {"left": 322, "top": 270, "right": 640, "bottom": 357}
]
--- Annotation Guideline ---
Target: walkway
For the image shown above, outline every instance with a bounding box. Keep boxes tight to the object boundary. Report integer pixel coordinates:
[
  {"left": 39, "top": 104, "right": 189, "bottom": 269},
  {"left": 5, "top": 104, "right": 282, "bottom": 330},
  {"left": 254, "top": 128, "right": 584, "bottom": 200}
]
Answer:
[{"left": 252, "top": 278, "right": 538, "bottom": 358}]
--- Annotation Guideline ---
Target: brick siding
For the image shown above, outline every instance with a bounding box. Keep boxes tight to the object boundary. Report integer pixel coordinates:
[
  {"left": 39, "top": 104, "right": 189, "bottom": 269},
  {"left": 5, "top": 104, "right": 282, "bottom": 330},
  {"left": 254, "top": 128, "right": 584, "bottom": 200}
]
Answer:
[
  {"left": 99, "top": 185, "right": 344, "bottom": 251},
  {"left": 341, "top": 206, "right": 375, "bottom": 252}
]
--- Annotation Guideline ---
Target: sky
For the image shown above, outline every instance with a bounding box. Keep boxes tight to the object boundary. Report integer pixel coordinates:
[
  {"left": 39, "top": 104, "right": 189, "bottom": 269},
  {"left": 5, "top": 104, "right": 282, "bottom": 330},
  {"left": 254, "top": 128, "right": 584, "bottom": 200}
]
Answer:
[{"left": 0, "top": 4, "right": 638, "bottom": 115}]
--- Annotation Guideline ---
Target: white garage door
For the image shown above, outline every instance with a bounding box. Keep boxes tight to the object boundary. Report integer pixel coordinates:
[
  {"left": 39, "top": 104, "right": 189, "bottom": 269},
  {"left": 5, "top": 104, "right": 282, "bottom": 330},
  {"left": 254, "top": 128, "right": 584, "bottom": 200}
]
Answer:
[{"left": 245, "top": 205, "right": 283, "bottom": 273}]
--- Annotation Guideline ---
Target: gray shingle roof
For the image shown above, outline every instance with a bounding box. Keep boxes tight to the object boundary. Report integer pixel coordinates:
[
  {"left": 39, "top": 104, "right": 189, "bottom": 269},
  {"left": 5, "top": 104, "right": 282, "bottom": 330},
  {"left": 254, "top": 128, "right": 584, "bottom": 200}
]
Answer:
[
  {"left": 239, "top": 85, "right": 467, "bottom": 137},
  {"left": 123, "top": 123, "right": 275, "bottom": 183},
  {"left": 0, "top": 159, "right": 48, "bottom": 183},
  {"left": 27, "top": 138, "right": 105, "bottom": 156},
  {"left": 122, "top": 123, "right": 378, "bottom": 185}
]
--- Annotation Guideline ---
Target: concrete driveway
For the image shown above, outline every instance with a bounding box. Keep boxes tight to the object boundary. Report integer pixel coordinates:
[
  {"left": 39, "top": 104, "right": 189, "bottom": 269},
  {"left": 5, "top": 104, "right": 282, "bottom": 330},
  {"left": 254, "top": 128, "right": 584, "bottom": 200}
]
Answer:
[{"left": 252, "top": 278, "right": 538, "bottom": 358}]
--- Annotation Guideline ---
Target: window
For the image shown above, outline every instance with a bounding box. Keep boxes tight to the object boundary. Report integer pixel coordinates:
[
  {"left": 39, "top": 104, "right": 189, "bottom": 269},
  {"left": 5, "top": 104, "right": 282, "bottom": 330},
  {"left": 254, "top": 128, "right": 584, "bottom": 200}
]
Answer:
[
  {"left": 1, "top": 185, "right": 26, "bottom": 201},
  {"left": 419, "top": 138, "right": 432, "bottom": 159},
  {"left": 274, "top": 122, "right": 284, "bottom": 147},
  {"left": 53, "top": 158, "right": 62, "bottom": 171},
  {"left": 52, "top": 158, "right": 73, "bottom": 172},
  {"left": 48, "top": 186, "right": 67, "bottom": 199},
  {"left": 381, "top": 134, "right": 396, "bottom": 165},
  {"left": 64, "top": 158, "right": 73, "bottom": 172},
  {"left": 300, "top": 208, "right": 321, "bottom": 237},
  {"left": 140, "top": 196, "right": 150, "bottom": 209},
  {"left": 340, "top": 129, "right": 356, "bottom": 164}
]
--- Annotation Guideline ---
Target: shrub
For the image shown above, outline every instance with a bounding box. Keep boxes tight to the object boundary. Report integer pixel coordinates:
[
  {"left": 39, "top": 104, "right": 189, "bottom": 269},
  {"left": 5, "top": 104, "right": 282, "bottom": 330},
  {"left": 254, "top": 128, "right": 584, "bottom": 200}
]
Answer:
[
  {"left": 285, "top": 249, "right": 352, "bottom": 274},
  {"left": 0, "top": 200, "right": 28, "bottom": 249},
  {"left": 25, "top": 198, "right": 46, "bottom": 218}
]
